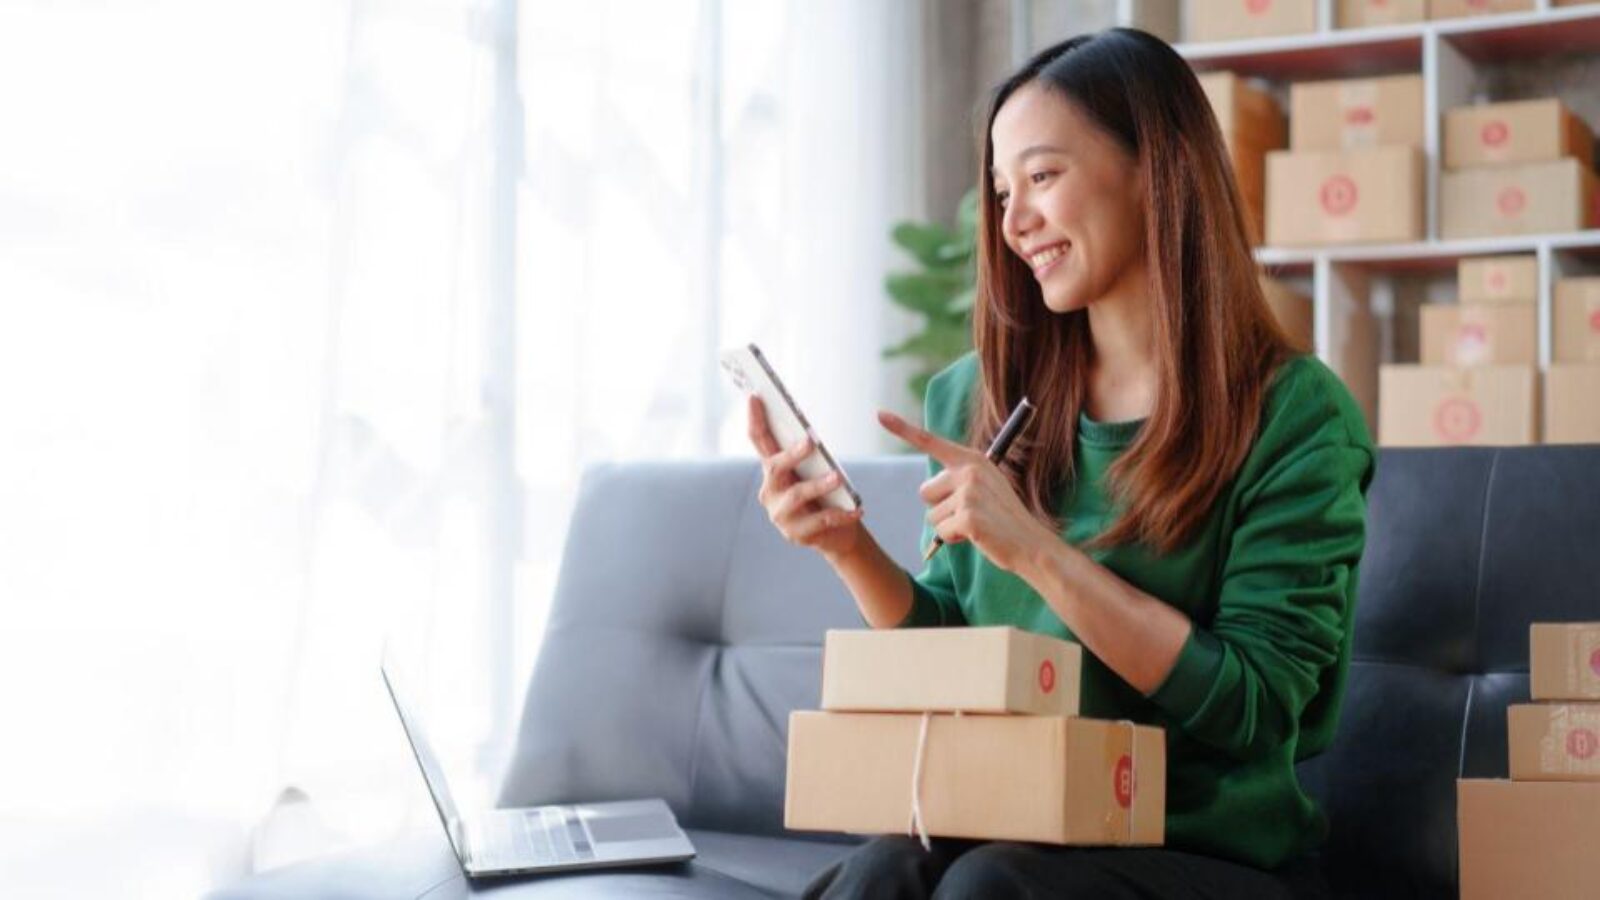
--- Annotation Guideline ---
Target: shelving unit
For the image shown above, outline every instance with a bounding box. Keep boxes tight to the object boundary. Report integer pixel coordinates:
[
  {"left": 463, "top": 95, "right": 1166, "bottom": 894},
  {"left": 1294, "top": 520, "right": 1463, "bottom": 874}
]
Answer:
[{"left": 1124, "top": 2, "right": 1600, "bottom": 433}]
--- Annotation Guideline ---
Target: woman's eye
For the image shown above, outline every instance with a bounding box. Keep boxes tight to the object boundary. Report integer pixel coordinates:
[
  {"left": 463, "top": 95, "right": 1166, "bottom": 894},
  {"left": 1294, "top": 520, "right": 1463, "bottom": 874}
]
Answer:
[{"left": 1029, "top": 170, "right": 1054, "bottom": 185}]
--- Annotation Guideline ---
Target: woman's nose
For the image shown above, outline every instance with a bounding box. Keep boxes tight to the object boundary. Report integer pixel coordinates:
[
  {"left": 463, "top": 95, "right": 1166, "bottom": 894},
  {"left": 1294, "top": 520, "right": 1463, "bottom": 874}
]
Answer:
[{"left": 1002, "top": 195, "right": 1038, "bottom": 242}]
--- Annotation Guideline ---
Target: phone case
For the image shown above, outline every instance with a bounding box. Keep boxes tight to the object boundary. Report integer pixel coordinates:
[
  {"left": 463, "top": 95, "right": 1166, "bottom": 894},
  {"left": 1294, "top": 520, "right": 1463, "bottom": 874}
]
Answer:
[{"left": 720, "top": 343, "right": 862, "bottom": 512}]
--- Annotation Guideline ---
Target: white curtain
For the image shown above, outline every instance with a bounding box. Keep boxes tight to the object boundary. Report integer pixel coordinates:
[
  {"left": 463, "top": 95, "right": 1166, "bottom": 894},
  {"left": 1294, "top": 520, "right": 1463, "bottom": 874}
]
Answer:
[{"left": 0, "top": 0, "right": 923, "bottom": 896}]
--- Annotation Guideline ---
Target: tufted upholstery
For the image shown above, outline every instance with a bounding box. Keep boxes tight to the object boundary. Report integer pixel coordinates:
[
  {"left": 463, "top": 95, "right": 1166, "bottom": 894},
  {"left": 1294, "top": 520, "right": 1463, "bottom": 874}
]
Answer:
[{"left": 213, "top": 446, "right": 1600, "bottom": 898}]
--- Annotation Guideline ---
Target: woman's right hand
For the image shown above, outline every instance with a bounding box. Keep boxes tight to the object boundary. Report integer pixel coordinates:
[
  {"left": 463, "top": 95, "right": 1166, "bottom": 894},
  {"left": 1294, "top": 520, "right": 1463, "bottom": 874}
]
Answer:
[{"left": 747, "top": 394, "right": 867, "bottom": 562}]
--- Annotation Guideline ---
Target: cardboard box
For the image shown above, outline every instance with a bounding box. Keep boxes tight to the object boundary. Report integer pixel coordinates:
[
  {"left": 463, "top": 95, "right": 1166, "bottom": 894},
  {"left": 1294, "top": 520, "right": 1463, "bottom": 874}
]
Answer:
[
  {"left": 1290, "top": 74, "right": 1424, "bottom": 152},
  {"left": 1198, "top": 72, "right": 1287, "bottom": 148},
  {"left": 1266, "top": 146, "right": 1424, "bottom": 246},
  {"left": 1430, "top": 0, "right": 1535, "bottom": 18},
  {"left": 1555, "top": 278, "right": 1600, "bottom": 363},
  {"left": 1459, "top": 254, "right": 1538, "bottom": 305},
  {"left": 1198, "top": 72, "right": 1286, "bottom": 243},
  {"left": 1439, "top": 159, "right": 1599, "bottom": 240},
  {"left": 1260, "top": 275, "right": 1313, "bottom": 351},
  {"left": 1337, "top": 0, "right": 1427, "bottom": 27},
  {"left": 1510, "top": 704, "right": 1600, "bottom": 781},
  {"left": 1533, "top": 623, "right": 1600, "bottom": 700},
  {"left": 1188, "top": 0, "right": 1318, "bottom": 42},
  {"left": 1444, "top": 99, "right": 1595, "bottom": 170},
  {"left": 785, "top": 711, "right": 1165, "bottom": 845},
  {"left": 1377, "top": 364, "right": 1536, "bottom": 446},
  {"left": 1545, "top": 365, "right": 1600, "bottom": 444},
  {"left": 1418, "top": 304, "right": 1536, "bottom": 365},
  {"left": 1458, "top": 780, "right": 1600, "bottom": 900},
  {"left": 820, "top": 627, "right": 1082, "bottom": 716}
]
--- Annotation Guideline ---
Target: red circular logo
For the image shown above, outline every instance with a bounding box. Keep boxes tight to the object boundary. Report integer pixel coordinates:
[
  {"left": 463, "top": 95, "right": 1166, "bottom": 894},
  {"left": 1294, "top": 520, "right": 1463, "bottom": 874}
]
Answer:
[
  {"left": 1320, "top": 176, "right": 1358, "bottom": 216},
  {"left": 1345, "top": 107, "right": 1375, "bottom": 126},
  {"left": 1038, "top": 659, "right": 1056, "bottom": 694},
  {"left": 1433, "top": 396, "right": 1482, "bottom": 443},
  {"left": 1114, "top": 754, "right": 1135, "bottom": 809},
  {"left": 1455, "top": 324, "right": 1489, "bottom": 364},
  {"left": 1497, "top": 187, "right": 1526, "bottom": 217},
  {"left": 1486, "top": 268, "right": 1507, "bottom": 292},
  {"left": 1481, "top": 121, "right": 1509, "bottom": 146},
  {"left": 1568, "top": 728, "right": 1598, "bottom": 760},
  {"left": 1588, "top": 309, "right": 1600, "bottom": 334},
  {"left": 1245, "top": 0, "right": 1271, "bottom": 13},
  {"left": 1589, "top": 647, "right": 1600, "bottom": 678}
]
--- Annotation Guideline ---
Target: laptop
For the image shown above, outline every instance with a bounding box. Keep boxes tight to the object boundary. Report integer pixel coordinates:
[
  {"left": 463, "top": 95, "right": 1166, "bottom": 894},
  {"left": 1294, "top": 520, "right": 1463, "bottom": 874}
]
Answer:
[{"left": 381, "top": 663, "right": 696, "bottom": 878}]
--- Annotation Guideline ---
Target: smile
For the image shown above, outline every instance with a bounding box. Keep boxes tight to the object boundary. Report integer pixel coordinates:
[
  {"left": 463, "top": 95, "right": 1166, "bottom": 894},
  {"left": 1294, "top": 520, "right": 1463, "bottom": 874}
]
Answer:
[{"left": 1027, "top": 242, "right": 1069, "bottom": 276}]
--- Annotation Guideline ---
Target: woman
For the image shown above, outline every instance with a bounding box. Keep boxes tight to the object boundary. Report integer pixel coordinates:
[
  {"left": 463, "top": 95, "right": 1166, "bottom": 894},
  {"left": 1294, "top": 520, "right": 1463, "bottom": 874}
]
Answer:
[{"left": 747, "top": 28, "right": 1371, "bottom": 899}]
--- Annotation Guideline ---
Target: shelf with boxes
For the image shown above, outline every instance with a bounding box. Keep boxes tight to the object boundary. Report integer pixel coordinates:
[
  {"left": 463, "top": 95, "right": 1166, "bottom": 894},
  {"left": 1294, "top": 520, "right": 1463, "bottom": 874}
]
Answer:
[{"left": 1120, "top": 0, "right": 1600, "bottom": 445}]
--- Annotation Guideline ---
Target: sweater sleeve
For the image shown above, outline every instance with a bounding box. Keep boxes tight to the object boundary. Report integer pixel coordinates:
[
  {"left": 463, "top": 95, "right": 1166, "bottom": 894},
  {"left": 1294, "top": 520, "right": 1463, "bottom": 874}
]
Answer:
[
  {"left": 1146, "top": 429, "right": 1372, "bottom": 761},
  {"left": 893, "top": 358, "right": 974, "bottom": 629}
]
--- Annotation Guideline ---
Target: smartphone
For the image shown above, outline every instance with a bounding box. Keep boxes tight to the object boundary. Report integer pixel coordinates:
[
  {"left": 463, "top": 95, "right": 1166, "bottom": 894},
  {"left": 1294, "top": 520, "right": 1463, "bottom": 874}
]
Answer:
[{"left": 720, "top": 343, "right": 862, "bottom": 513}]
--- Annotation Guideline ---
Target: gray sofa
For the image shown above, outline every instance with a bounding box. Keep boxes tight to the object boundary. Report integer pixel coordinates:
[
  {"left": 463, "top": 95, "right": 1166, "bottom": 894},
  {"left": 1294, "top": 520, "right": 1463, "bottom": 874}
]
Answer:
[{"left": 212, "top": 446, "right": 1600, "bottom": 899}]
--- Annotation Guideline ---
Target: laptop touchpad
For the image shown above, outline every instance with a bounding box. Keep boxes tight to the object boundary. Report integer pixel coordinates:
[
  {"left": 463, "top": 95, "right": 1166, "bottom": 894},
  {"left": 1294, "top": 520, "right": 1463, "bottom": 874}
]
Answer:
[{"left": 585, "top": 809, "right": 679, "bottom": 843}]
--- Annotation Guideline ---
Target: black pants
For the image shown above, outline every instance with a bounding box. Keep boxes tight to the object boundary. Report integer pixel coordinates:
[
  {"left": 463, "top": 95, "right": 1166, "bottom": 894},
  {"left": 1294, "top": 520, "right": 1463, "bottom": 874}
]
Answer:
[{"left": 802, "top": 835, "right": 1332, "bottom": 900}]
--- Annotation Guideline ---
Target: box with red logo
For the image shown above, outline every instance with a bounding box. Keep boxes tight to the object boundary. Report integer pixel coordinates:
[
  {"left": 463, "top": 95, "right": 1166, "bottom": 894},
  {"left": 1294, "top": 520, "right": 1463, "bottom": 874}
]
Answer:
[
  {"left": 1510, "top": 704, "right": 1600, "bottom": 781},
  {"left": 1439, "top": 159, "right": 1599, "bottom": 240},
  {"left": 1444, "top": 99, "right": 1594, "bottom": 170},
  {"left": 1458, "top": 780, "right": 1600, "bottom": 900},
  {"left": 1290, "top": 74, "right": 1424, "bottom": 152},
  {"left": 1266, "top": 146, "right": 1424, "bottom": 246},
  {"left": 1546, "top": 365, "right": 1600, "bottom": 444},
  {"left": 820, "top": 627, "right": 1082, "bottom": 716},
  {"left": 1419, "top": 304, "right": 1536, "bottom": 366},
  {"left": 1338, "top": 0, "right": 1426, "bottom": 27},
  {"left": 785, "top": 711, "right": 1166, "bottom": 845},
  {"left": 1555, "top": 278, "right": 1600, "bottom": 363},
  {"left": 1188, "top": 0, "right": 1318, "bottom": 42},
  {"left": 1459, "top": 254, "right": 1538, "bottom": 305},
  {"left": 1377, "top": 364, "right": 1536, "bottom": 446},
  {"left": 1533, "top": 623, "right": 1600, "bottom": 701},
  {"left": 1429, "top": 0, "right": 1535, "bottom": 18}
]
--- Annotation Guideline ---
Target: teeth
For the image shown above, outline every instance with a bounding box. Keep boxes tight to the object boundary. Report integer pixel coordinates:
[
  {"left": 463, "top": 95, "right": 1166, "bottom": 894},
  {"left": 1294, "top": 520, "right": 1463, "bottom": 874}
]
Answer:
[{"left": 1029, "top": 245, "right": 1066, "bottom": 269}]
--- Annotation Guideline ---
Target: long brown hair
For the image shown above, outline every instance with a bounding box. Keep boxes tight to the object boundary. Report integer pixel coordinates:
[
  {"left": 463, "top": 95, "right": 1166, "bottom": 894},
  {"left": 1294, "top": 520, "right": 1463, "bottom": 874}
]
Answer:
[{"left": 970, "top": 29, "right": 1295, "bottom": 554}]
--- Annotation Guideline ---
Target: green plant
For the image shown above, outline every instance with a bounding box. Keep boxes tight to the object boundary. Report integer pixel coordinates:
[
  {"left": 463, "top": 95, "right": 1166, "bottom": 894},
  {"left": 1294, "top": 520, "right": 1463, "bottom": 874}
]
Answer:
[{"left": 882, "top": 187, "right": 979, "bottom": 406}]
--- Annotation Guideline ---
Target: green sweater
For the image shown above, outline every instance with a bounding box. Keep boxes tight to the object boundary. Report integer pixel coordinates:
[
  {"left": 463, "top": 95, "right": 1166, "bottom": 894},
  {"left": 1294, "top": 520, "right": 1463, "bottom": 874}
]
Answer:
[{"left": 900, "top": 351, "right": 1374, "bottom": 870}]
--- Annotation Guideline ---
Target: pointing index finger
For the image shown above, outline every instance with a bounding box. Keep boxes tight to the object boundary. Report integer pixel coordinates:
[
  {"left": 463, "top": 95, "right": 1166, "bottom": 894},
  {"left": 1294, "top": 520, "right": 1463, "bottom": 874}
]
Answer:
[{"left": 877, "top": 410, "right": 971, "bottom": 466}]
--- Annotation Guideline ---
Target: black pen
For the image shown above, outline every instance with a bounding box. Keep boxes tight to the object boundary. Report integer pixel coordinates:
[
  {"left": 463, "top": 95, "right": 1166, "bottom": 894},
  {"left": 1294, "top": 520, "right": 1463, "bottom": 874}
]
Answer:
[{"left": 922, "top": 395, "right": 1036, "bottom": 562}]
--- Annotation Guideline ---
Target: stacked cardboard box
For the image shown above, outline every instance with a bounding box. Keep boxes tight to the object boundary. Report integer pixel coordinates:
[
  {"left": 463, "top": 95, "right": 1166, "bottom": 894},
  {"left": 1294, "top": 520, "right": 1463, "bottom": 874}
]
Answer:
[
  {"left": 1338, "top": 0, "right": 1425, "bottom": 28},
  {"left": 1429, "top": 0, "right": 1534, "bottom": 18},
  {"left": 785, "top": 627, "right": 1166, "bottom": 846},
  {"left": 1260, "top": 274, "right": 1313, "bottom": 351},
  {"left": 1548, "top": 278, "right": 1600, "bottom": 443},
  {"left": 1198, "top": 72, "right": 1287, "bottom": 244},
  {"left": 1188, "top": 0, "right": 1318, "bottom": 43},
  {"left": 1460, "top": 624, "right": 1600, "bottom": 900},
  {"left": 1440, "top": 98, "right": 1599, "bottom": 239},
  {"left": 1266, "top": 74, "right": 1425, "bottom": 246},
  {"left": 1379, "top": 255, "right": 1538, "bottom": 446}
]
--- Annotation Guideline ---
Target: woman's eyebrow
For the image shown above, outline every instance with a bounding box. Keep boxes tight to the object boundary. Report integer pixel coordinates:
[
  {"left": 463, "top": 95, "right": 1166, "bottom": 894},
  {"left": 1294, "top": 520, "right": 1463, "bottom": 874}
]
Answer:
[{"left": 990, "top": 144, "right": 1069, "bottom": 175}]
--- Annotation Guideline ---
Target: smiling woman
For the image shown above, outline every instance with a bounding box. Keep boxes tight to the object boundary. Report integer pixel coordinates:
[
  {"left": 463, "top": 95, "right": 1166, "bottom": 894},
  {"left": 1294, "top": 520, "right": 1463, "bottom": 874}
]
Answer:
[{"left": 746, "top": 27, "right": 1373, "bottom": 900}]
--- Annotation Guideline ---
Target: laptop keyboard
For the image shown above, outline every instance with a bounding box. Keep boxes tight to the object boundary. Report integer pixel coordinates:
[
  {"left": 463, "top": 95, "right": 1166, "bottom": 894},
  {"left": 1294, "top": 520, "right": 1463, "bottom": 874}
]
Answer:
[{"left": 479, "top": 808, "right": 595, "bottom": 868}]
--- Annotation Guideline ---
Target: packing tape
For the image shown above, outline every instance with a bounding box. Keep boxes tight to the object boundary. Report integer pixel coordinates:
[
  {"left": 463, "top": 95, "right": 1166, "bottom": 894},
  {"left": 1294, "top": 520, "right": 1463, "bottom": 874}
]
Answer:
[{"left": 1102, "top": 719, "right": 1138, "bottom": 843}]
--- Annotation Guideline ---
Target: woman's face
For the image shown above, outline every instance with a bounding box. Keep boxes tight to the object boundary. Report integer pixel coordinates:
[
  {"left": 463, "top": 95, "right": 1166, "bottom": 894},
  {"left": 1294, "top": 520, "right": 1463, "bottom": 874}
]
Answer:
[{"left": 989, "top": 81, "right": 1145, "bottom": 314}]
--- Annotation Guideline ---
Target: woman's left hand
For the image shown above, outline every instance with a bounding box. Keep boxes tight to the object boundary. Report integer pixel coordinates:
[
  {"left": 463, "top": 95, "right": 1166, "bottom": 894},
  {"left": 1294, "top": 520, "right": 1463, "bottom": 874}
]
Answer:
[{"left": 877, "top": 410, "right": 1054, "bottom": 574}]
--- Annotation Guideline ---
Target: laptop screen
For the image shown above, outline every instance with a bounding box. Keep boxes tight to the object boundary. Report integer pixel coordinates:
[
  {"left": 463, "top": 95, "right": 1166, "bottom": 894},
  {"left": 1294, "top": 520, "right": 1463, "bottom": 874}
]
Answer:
[{"left": 381, "top": 663, "right": 465, "bottom": 855}]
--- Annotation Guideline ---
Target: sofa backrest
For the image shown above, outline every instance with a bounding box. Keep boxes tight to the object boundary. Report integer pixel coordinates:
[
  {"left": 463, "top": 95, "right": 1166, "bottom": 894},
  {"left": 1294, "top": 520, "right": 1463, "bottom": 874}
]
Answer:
[
  {"left": 498, "top": 447, "right": 1600, "bottom": 897},
  {"left": 497, "top": 458, "right": 922, "bottom": 839}
]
